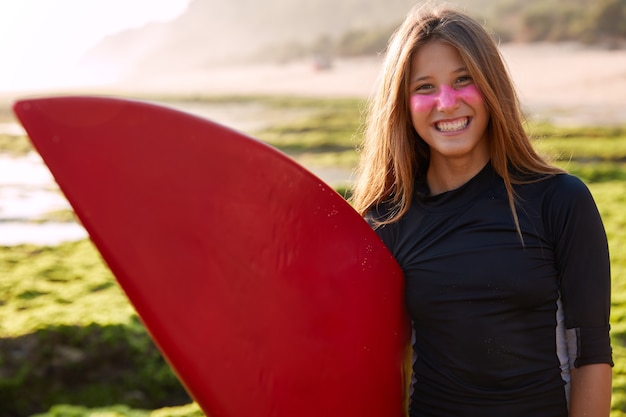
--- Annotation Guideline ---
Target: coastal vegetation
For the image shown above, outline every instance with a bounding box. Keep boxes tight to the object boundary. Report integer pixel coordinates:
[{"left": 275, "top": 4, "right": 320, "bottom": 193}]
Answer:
[
  {"left": 258, "top": 0, "right": 626, "bottom": 63},
  {"left": 1, "top": 96, "right": 626, "bottom": 416}
]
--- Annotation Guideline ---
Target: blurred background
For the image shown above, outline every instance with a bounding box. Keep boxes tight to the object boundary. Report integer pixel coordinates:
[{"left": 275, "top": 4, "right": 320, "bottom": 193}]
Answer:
[
  {"left": 1, "top": 0, "right": 625, "bottom": 416},
  {"left": 1, "top": 0, "right": 625, "bottom": 104}
]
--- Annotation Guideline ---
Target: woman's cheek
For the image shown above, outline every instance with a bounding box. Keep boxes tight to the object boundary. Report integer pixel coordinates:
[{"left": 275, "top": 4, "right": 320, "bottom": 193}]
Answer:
[
  {"left": 458, "top": 85, "right": 484, "bottom": 105},
  {"left": 410, "top": 94, "right": 436, "bottom": 113}
]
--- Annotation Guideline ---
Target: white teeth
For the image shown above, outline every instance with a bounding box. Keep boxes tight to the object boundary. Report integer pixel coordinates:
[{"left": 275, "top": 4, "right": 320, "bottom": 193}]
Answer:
[{"left": 436, "top": 117, "right": 469, "bottom": 132}]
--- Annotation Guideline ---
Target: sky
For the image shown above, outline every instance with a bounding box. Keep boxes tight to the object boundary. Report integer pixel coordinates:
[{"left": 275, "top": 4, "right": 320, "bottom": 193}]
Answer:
[{"left": 0, "top": 0, "right": 191, "bottom": 93}]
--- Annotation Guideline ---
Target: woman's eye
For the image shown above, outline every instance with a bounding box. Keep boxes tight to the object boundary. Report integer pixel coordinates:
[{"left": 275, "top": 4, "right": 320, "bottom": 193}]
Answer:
[
  {"left": 415, "top": 84, "right": 434, "bottom": 93},
  {"left": 456, "top": 76, "right": 472, "bottom": 85}
]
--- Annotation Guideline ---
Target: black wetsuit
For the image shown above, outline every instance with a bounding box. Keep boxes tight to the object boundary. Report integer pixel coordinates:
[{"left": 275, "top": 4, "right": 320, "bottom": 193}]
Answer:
[{"left": 368, "top": 162, "right": 612, "bottom": 417}]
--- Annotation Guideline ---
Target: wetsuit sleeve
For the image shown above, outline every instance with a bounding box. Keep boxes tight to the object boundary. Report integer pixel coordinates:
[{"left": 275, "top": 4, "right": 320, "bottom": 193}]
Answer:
[{"left": 545, "top": 175, "right": 613, "bottom": 367}]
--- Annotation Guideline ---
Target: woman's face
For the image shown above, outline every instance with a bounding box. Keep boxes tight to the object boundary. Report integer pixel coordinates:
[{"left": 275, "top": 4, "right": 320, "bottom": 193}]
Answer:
[{"left": 408, "top": 40, "right": 490, "bottom": 167}]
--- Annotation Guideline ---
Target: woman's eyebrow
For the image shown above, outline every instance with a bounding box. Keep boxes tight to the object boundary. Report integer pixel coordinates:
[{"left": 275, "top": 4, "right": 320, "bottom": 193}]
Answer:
[
  {"left": 411, "top": 67, "right": 469, "bottom": 83},
  {"left": 411, "top": 75, "right": 430, "bottom": 83}
]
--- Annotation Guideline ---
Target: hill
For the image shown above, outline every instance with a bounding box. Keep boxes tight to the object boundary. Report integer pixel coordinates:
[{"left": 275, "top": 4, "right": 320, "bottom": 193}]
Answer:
[
  {"left": 77, "top": 0, "right": 489, "bottom": 81},
  {"left": 78, "top": 0, "right": 625, "bottom": 84}
]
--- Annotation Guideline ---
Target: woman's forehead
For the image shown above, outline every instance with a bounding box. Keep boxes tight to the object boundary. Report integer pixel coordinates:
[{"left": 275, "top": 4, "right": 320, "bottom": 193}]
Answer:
[{"left": 410, "top": 41, "right": 465, "bottom": 78}]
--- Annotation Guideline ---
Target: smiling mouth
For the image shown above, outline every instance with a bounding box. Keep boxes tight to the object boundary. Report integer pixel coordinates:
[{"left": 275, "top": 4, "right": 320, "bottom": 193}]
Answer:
[{"left": 435, "top": 117, "right": 470, "bottom": 132}]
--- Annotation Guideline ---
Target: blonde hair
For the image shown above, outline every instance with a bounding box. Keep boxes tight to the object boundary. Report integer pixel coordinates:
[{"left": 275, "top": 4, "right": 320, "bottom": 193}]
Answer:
[{"left": 351, "top": 3, "right": 562, "bottom": 230}]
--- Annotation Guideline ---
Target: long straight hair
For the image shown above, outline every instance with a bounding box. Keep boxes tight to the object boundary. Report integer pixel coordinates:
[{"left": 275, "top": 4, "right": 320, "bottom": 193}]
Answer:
[{"left": 351, "top": 4, "right": 562, "bottom": 231}]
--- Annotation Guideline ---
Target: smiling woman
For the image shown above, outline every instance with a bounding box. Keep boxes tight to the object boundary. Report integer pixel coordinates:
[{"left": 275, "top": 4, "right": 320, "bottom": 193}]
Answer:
[
  {"left": 0, "top": 0, "right": 190, "bottom": 93},
  {"left": 351, "top": 4, "right": 613, "bottom": 417}
]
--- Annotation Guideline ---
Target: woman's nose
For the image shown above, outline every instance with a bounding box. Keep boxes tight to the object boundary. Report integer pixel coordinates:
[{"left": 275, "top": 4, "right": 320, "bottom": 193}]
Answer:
[{"left": 436, "top": 85, "right": 460, "bottom": 112}]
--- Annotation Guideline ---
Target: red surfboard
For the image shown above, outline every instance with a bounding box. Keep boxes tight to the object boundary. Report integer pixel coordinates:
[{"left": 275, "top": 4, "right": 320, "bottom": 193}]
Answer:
[{"left": 13, "top": 96, "right": 410, "bottom": 417}]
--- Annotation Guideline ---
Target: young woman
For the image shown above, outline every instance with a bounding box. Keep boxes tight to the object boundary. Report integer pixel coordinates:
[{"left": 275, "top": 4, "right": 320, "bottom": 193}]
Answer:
[{"left": 351, "top": 4, "right": 613, "bottom": 416}]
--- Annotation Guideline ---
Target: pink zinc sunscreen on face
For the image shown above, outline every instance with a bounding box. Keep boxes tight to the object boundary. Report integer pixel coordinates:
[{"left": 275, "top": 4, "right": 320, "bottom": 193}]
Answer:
[{"left": 410, "top": 84, "right": 483, "bottom": 113}]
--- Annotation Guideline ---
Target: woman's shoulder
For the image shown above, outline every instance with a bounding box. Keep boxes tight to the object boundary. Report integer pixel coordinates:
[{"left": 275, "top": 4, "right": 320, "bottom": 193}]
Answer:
[
  {"left": 517, "top": 171, "right": 590, "bottom": 197},
  {"left": 540, "top": 172, "right": 591, "bottom": 199},
  {"left": 518, "top": 172, "right": 598, "bottom": 217},
  {"left": 363, "top": 201, "right": 392, "bottom": 230}
]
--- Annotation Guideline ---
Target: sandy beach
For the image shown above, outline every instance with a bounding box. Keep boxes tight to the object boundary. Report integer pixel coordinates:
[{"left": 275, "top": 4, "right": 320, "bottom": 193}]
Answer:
[
  {"left": 110, "top": 43, "right": 626, "bottom": 127},
  {"left": 2, "top": 43, "right": 625, "bottom": 127}
]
